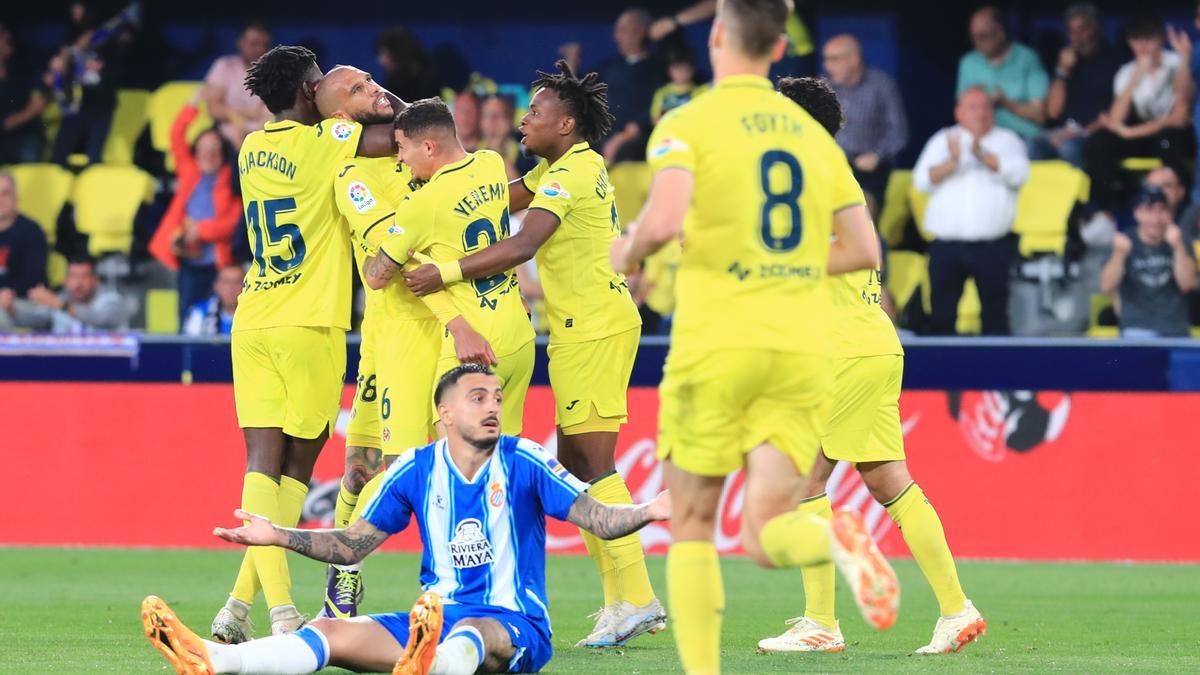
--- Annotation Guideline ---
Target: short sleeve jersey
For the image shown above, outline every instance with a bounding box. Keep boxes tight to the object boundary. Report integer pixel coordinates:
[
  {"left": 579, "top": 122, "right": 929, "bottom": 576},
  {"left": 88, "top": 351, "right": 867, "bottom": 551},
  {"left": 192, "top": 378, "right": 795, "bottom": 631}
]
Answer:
[{"left": 829, "top": 268, "right": 903, "bottom": 359}]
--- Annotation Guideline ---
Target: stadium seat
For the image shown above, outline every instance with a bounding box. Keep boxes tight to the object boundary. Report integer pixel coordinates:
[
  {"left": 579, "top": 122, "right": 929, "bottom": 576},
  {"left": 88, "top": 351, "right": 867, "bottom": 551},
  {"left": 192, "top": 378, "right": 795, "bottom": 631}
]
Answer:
[
  {"left": 885, "top": 250, "right": 930, "bottom": 315},
  {"left": 876, "top": 169, "right": 912, "bottom": 247},
  {"left": 1087, "top": 293, "right": 1119, "bottom": 338},
  {"left": 148, "top": 81, "right": 213, "bottom": 172},
  {"left": 1120, "top": 157, "right": 1162, "bottom": 172},
  {"left": 1012, "top": 160, "right": 1089, "bottom": 257},
  {"left": 47, "top": 251, "right": 67, "bottom": 288},
  {"left": 101, "top": 89, "right": 152, "bottom": 165},
  {"left": 609, "top": 161, "right": 652, "bottom": 226},
  {"left": 72, "top": 164, "right": 154, "bottom": 256},
  {"left": 7, "top": 163, "right": 74, "bottom": 245},
  {"left": 956, "top": 278, "right": 981, "bottom": 335},
  {"left": 145, "top": 289, "right": 180, "bottom": 334},
  {"left": 906, "top": 181, "right": 934, "bottom": 241}
]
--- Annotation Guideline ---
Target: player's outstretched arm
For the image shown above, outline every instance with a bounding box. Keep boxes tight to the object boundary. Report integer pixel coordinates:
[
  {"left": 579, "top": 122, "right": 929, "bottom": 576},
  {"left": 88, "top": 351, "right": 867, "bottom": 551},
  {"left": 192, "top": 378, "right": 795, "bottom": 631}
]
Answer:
[
  {"left": 509, "top": 177, "right": 536, "bottom": 213},
  {"left": 610, "top": 168, "right": 692, "bottom": 274},
  {"left": 214, "top": 509, "right": 388, "bottom": 566},
  {"left": 566, "top": 490, "right": 670, "bottom": 540}
]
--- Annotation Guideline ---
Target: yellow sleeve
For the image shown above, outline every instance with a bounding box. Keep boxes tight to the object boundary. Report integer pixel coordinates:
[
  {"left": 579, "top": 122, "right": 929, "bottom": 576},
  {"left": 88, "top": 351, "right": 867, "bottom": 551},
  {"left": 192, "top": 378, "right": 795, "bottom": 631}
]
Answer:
[
  {"left": 308, "top": 119, "right": 364, "bottom": 172},
  {"left": 406, "top": 252, "right": 461, "bottom": 326},
  {"left": 646, "top": 110, "right": 695, "bottom": 174},
  {"left": 333, "top": 163, "right": 396, "bottom": 249},
  {"left": 378, "top": 191, "right": 434, "bottom": 264},
  {"left": 525, "top": 163, "right": 586, "bottom": 222},
  {"left": 830, "top": 149, "right": 867, "bottom": 211},
  {"left": 521, "top": 160, "right": 548, "bottom": 194}
]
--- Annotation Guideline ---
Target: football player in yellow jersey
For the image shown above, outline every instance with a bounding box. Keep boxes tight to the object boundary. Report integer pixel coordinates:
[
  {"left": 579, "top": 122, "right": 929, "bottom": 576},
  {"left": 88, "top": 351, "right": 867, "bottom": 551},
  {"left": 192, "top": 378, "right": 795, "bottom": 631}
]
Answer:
[
  {"left": 215, "top": 46, "right": 402, "bottom": 643},
  {"left": 310, "top": 66, "right": 497, "bottom": 620},
  {"left": 753, "top": 76, "right": 985, "bottom": 656},
  {"left": 608, "top": 2, "right": 891, "bottom": 672},
  {"left": 362, "top": 98, "right": 535, "bottom": 434},
  {"left": 403, "top": 61, "right": 663, "bottom": 648}
]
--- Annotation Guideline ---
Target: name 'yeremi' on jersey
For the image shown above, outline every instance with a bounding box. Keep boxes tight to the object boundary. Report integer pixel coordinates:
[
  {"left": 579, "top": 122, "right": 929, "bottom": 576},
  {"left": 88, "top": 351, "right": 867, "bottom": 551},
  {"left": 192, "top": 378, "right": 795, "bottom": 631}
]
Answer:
[{"left": 452, "top": 181, "right": 506, "bottom": 217}]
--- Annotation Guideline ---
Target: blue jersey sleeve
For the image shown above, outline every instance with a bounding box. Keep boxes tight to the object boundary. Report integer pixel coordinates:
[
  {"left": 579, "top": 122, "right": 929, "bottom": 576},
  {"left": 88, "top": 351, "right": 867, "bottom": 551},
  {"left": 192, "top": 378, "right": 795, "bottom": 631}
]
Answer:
[
  {"left": 361, "top": 448, "right": 420, "bottom": 534},
  {"left": 514, "top": 438, "right": 589, "bottom": 521}
]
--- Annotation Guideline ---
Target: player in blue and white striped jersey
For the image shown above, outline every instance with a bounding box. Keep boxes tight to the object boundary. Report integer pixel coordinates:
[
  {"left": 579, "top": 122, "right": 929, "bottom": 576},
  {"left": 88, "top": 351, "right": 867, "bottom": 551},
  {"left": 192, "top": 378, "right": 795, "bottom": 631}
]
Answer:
[{"left": 142, "top": 363, "right": 671, "bottom": 675}]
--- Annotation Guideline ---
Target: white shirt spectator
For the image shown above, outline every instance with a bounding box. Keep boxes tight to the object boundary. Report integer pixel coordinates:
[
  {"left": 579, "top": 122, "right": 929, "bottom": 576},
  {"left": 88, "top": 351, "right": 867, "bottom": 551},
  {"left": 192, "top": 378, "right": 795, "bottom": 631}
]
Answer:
[
  {"left": 1113, "top": 50, "right": 1183, "bottom": 122},
  {"left": 913, "top": 124, "right": 1030, "bottom": 241}
]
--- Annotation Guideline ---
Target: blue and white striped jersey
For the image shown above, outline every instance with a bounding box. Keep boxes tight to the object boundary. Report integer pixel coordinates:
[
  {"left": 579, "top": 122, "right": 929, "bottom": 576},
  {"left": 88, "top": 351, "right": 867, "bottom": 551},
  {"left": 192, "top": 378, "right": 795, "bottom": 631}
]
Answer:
[{"left": 361, "top": 435, "right": 588, "bottom": 629}]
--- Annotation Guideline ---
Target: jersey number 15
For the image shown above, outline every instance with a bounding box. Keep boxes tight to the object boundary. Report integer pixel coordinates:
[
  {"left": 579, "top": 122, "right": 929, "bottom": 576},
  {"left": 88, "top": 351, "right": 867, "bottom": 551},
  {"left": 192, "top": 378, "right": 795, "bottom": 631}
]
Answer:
[{"left": 246, "top": 197, "right": 307, "bottom": 277}]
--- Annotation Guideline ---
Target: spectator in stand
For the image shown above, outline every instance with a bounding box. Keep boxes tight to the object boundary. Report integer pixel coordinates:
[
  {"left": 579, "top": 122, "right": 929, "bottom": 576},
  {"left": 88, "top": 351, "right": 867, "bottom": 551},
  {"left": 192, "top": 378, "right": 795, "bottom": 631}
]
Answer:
[
  {"left": 376, "top": 26, "right": 441, "bottom": 103},
  {"left": 203, "top": 20, "right": 272, "bottom": 147},
  {"left": 47, "top": 1, "right": 138, "bottom": 166},
  {"left": 822, "top": 33, "right": 908, "bottom": 218},
  {"left": 957, "top": 6, "right": 1048, "bottom": 144},
  {"left": 3, "top": 254, "right": 133, "bottom": 334},
  {"left": 1100, "top": 185, "right": 1196, "bottom": 337},
  {"left": 0, "top": 23, "right": 48, "bottom": 164},
  {"left": 650, "top": 48, "right": 709, "bottom": 124},
  {"left": 453, "top": 89, "right": 481, "bottom": 152},
  {"left": 0, "top": 173, "right": 49, "bottom": 332},
  {"left": 148, "top": 94, "right": 242, "bottom": 323},
  {"left": 479, "top": 94, "right": 534, "bottom": 179},
  {"left": 1145, "top": 166, "right": 1189, "bottom": 223},
  {"left": 1030, "top": 2, "right": 1123, "bottom": 167},
  {"left": 914, "top": 87, "right": 1030, "bottom": 336},
  {"left": 182, "top": 263, "right": 243, "bottom": 336}
]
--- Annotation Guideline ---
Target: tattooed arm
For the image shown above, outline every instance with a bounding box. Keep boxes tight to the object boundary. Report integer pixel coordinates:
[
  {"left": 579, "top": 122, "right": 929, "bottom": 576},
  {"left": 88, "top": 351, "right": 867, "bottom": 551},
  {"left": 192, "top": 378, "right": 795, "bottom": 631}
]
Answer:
[
  {"left": 364, "top": 253, "right": 401, "bottom": 290},
  {"left": 214, "top": 509, "right": 388, "bottom": 565},
  {"left": 565, "top": 490, "right": 671, "bottom": 540}
]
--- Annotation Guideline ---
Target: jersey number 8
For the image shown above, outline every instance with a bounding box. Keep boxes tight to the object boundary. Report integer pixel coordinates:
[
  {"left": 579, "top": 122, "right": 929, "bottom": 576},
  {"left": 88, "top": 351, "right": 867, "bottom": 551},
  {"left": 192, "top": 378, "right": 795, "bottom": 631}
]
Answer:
[
  {"left": 758, "top": 150, "right": 803, "bottom": 253},
  {"left": 246, "top": 197, "right": 306, "bottom": 277}
]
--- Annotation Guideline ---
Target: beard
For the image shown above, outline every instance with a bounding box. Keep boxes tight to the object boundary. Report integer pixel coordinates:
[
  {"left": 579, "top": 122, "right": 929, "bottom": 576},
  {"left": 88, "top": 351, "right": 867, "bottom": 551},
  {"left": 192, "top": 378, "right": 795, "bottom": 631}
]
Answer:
[{"left": 464, "top": 431, "right": 498, "bottom": 451}]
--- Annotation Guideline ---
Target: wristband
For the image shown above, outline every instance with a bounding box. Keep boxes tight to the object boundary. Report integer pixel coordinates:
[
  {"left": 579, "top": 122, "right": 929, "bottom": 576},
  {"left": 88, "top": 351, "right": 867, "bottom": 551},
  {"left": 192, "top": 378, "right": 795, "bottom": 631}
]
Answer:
[{"left": 435, "top": 260, "right": 463, "bottom": 284}]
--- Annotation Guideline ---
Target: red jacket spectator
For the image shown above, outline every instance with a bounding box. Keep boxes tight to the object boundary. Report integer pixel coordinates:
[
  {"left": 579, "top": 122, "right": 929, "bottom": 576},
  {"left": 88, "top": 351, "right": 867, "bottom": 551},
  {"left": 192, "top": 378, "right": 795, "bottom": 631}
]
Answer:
[{"left": 149, "top": 104, "right": 241, "bottom": 271}]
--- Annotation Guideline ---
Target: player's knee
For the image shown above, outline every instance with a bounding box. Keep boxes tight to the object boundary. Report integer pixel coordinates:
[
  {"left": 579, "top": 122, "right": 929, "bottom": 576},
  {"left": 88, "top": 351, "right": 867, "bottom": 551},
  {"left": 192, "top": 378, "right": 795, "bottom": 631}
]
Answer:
[{"left": 304, "top": 617, "right": 341, "bottom": 642}]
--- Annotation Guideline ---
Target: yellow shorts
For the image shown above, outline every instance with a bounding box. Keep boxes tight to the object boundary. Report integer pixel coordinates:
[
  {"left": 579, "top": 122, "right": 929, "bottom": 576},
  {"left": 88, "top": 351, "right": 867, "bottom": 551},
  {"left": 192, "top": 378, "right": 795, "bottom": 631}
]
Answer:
[
  {"left": 548, "top": 327, "right": 639, "bottom": 435},
  {"left": 434, "top": 338, "right": 535, "bottom": 436},
  {"left": 658, "top": 348, "right": 830, "bottom": 477},
  {"left": 346, "top": 317, "right": 382, "bottom": 450},
  {"left": 377, "top": 317, "right": 443, "bottom": 456},
  {"left": 821, "top": 354, "right": 906, "bottom": 463},
  {"left": 232, "top": 326, "right": 346, "bottom": 439}
]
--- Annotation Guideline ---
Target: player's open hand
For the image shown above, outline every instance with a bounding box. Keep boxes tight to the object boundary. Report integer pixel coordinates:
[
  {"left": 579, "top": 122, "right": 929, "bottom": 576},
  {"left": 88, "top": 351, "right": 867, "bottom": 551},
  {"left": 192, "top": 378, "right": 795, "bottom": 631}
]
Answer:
[
  {"left": 403, "top": 263, "right": 444, "bottom": 296},
  {"left": 213, "top": 509, "right": 282, "bottom": 547},
  {"left": 646, "top": 490, "right": 671, "bottom": 522}
]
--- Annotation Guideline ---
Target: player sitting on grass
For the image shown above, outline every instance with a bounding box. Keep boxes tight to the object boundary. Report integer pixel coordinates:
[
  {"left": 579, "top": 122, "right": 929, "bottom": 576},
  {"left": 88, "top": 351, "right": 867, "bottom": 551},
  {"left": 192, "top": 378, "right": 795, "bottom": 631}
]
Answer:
[
  {"left": 763, "top": 75, "right": 985, "bottom": 655},
  {"left": 142, "top": 364, "right": 671, "bottom": 675}
]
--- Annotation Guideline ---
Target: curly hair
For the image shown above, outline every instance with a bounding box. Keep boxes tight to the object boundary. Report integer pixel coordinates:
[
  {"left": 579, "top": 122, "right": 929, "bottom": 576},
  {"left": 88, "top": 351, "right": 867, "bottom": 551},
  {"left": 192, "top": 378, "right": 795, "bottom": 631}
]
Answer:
[
  {"left": 532, "top": 59, "right": 614, "bottom": 145},
  {"left": 777, "top": 76, "right": 844, "bottom": 136},
  {"left": 244, "top": 45, "right": 317, "bottom": 114}
]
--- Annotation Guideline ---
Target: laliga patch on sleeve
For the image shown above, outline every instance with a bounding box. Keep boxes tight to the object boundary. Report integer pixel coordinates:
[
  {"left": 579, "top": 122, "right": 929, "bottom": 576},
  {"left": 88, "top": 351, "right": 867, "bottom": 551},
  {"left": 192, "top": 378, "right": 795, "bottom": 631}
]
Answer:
[
  {"left": 387, "top": 224, "right": 405, "bottom": 236},
  {"left": 331, "top": 121, "right": 355, "bottom": 141},
  {"left": 347, "top": 181, "right": 377, "bottom": 213},
  {"left": 539, "top": 181, "right": 571, "bottom": 199},
  {"left": 649, "top": 136, "right": 689, "bottom": 159}
]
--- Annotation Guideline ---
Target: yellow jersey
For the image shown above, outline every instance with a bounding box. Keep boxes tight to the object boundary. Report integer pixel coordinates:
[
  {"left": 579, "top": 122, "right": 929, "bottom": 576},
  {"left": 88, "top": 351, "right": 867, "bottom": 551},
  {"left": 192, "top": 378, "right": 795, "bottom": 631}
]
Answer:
[
  {"left": 829, "top": 268, "right": 903, "bottom": 359},
  {"left": 233, "top": 118, "right": 363, "bottom": 332},
  {"left": 376, "top": 150, "right": 534, "bottom": 357},
  {"left": 521, "top": 141, "right": 641, "bottom": 343},
  {"left": 647, "top": 74, "right": 865, "bottom": 357}
]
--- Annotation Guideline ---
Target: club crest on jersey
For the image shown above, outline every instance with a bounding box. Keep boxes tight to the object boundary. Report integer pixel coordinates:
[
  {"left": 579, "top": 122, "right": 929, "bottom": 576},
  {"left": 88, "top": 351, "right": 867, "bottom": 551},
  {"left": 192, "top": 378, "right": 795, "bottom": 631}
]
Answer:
[
  {"left": 539, "top": 182, "right": 570, "bottom": 199},
  {"left": 449, "top": 518, "right": 494, "bottom": 568},
  {"left": 489, "top": 481, "right": 505, "bottom": 508},
  {"left": 331, "top": 121, "right": 355, "bottom": 141},
  {"left": 650, "top": 137, "right": 689, "bottom": 159},
  {"left": 347, "top": 181, "right": 376, "bottom": 213}
]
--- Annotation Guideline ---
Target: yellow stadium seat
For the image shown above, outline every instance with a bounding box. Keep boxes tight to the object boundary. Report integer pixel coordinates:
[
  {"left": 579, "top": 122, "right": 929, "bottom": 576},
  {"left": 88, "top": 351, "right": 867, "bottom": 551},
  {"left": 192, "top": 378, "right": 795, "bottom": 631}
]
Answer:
[
  {"left": 1120, "top": 157, "right": 1162, "bottom": 172},
  {"left": 148, "top": 81, "right": 213, "bottom": 172},
  {"left": 956, "top": 278, "right": 981, "bottom": 335},
  {"left": 102, "top": 89, "right": 151, "bottom": 165},
  {"left": 7, "top": 163, "right": 74, "bottom": 244},
  {"left": 643, "top": 239, "right": 682, "bottom": 317},
  {"left": 1012, "top": 160, "right": 1089, "bottom": 257},
  {"left": 1085, "top": 293, "right": 1119, "bottom": 338},
  {"left": 907, "top": 182, "right": 934, "bottom": 241},
  {"left": 47, "top": 251, "right": 67, "bottom": 288},
  {"left": 145, "top": 289, "right": 180, "bottom": 334},
  {"left": 876, "top": 170, "right": 912, "bottom": 247},
  {"left": 608, "top": 161, "right": 652, "bottom": 226},
  {"left": 885, "top": 250, "right": 930, "bottom": 315},
  {"left": 73, "top": 164, "right": 154, "bottom": 256}
]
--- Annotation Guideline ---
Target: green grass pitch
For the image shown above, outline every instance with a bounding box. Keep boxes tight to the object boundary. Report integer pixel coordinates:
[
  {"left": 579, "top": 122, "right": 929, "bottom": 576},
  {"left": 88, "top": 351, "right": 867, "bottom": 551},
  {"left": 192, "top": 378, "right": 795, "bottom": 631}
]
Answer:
[{"left": 2, "top": 548, "right": 1197, "bottom": 673}]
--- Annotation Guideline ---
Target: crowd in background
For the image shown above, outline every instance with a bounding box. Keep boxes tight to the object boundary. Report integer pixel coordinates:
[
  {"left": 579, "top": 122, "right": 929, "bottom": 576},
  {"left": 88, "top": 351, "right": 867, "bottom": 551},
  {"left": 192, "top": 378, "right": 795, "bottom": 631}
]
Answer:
[{"left": 1, "top": 1, "right": 1199, "bottom": 338}]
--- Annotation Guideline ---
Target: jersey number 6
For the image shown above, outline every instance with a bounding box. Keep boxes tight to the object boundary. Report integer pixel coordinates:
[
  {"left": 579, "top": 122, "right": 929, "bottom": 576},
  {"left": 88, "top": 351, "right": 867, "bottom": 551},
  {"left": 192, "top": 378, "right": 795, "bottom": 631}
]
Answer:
[
  {"left": 758, "top": 150, "right": 803, "bottom": 253},
  {"left": 246, "top": 197, "right": 307, "bottom": 277}
]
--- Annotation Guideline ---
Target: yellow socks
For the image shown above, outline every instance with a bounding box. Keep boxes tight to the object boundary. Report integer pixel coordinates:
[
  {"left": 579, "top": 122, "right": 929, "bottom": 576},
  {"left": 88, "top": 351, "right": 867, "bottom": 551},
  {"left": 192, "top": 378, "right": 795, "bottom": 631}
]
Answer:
[
  {"left": 349, "top": 470, "right": 386, "bottom": 524},
  {"left": 580, "top": 529, "right": 619, "bottom": 606},
  {"left": 586, "top": 472, "right": 656, "bottom": 606},
  {"left": 885, "top": 482, "right": 966, "bottom": 617},
  {"left": 230, "top": 471, "right": 278, "bottom": 604},
  {"left": 335, "top": 480, "right": 359, "bottom": 530},
  {"left": 256, "top": 475, "right": 307, "bottom": 609},
  {"left": 796, "top": 494, "right": 837, "bottom": 628},
  {"left": 667, "top": 541, "right": 723, "bottom": 675},
  {"left": 760, "top": 507, "right": 830, "bottom": 569}
]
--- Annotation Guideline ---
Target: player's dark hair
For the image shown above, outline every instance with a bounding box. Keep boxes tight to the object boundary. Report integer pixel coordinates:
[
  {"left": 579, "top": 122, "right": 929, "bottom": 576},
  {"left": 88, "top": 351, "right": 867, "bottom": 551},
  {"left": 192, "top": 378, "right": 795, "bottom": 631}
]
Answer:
[
  {"left": 394, "top": 97, "right": 456, "bottom": 139},
  {"left": 777, "top": 77, "right": 844, "bottom": 136},
  {"left": 244, "top": 45, "right": 317, "bottom": 114},
  {"left": 1125, "top": 13, "right": 1163, "bottom": 41},
  {"left": 434, "top": 364, "right": 496, "bottom": 405},
  {"left": 532, "top": 59, "right": 614, "bottom": 145},
  {"left": 240, "top": 19, "right": 270, "bottom": 36},
  {"left": 719, "top": 0, "right": 792, "bottom": 58}
]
